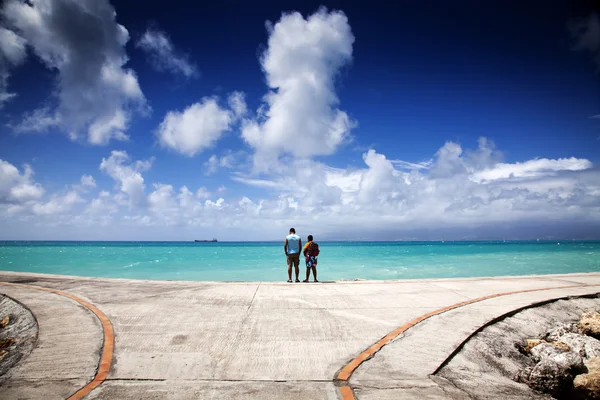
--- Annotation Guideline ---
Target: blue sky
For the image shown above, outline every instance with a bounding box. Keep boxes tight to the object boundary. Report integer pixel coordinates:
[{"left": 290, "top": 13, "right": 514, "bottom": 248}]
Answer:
[{"left": 0, "top": 0, "right": 599, "bottom": 240}]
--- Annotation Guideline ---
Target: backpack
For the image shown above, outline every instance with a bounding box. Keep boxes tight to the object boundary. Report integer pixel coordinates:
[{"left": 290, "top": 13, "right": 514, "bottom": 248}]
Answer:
[{"left": 309, "top": 242, "right": 320, "bottom": 257}]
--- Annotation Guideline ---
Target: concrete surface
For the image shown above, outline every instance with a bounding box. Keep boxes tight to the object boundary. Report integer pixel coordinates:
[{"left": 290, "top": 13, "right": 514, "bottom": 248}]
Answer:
[
  {"left": 437, "top": 297, "right": 600, "bottom": 400},
  {"left": 0, "top": 284, "right": 102, "bottom": 399},
  {"left": 0, "top": 272, "right": 598, "bottom": 399}
]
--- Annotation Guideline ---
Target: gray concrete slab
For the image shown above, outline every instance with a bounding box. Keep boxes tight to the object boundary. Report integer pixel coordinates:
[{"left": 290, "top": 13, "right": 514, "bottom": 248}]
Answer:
[
  {"left": 436, "top": 297, "right": 600, "bottom": 400},
  {"left": 0, "top": 285, "right": 102, "bottom": 399},
  {"left": 429, "top": 276, "right": 587, "bottom": 299},
  {"left": 87, "top": 380, "right": 340, "bottom": 400},
  {"left": 0, "top": 271, "right": 599, "bottom": 399},
  {"left": 353, "top": 376, "right": 472, "bottom": 399},
  {"left": 0, "top": 378, "right": 90, "bottom": 400},
  {"left": 352, "top": 285, "right": 600, "bottom": 385}
]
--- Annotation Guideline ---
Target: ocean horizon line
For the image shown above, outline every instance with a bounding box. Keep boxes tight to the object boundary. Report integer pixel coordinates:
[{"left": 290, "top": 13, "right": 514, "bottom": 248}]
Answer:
[{"left": 1, "top": 239, "right": 600, "bottom": 243}]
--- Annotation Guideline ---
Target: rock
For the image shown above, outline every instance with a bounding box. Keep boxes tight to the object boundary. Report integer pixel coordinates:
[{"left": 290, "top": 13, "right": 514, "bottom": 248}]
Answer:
[
  {"left": 525, "top": 359, "right": 571, "bottom": 397},
  {"left": 552, "top": 341, "right": 571, "bottom": 352},
  {"left": 546, "top": 322, "right": 580, "bottom": 342},
  {"left": 574, "top": 357, "right": 600, "bottom": 399},
  {"left": 0, "top": 338, "right": 17, "bottom": 348},
  {"left": 552, "top": 351, "right": 585, "bottom": 373},
  {"left": 521, "top": 343, "right": 585, "bottom": 397},
  {"left": 556, "top": 332, "right": 600, "bottom": 360},
  {"left": 514, "top": 366, "right": 534, "bottom": 383},
  {"left": 523, "top": 339, "right": 545, "bottom": 353},
  {"left": 530, "top": 343, "right": 570, "bottom": 362},
  {"left": 579, "top": 312, "right": 600, "bottom": 338},
  {"left": 527, "top": 358, "right": 578, "bottom": 397},
  {"left": 574, "top": 373, "right": 600, "bottom": 399},
  {"left": 585, "top": 357, "right": 600, "bottom": 372},
  {"left": 519, "top": 338, "right": 571, "bottom": 355}
]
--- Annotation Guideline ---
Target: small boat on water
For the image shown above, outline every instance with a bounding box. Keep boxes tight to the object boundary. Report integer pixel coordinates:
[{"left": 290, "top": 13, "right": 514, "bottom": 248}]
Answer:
[{"left": 194, "top": 238, "right": 218, "bottom": 242}]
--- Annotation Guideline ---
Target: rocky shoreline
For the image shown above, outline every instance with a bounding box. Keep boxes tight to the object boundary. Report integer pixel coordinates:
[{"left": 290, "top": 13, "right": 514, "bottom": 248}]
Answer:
[
  {"left": 438, "top": 295, "right": 600, "bottom": 399},
  {"left": 0, "top": 294, "right": 37, "bottom": 383},
  {"left": 515, "top": 311, "right": 600, "bottom": 399}
]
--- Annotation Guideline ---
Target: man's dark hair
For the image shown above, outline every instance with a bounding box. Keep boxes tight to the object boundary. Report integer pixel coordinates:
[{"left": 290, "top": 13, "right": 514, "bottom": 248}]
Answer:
[
  {"left": 290, "top": 228, "right": 295, "bottom": 233},
  {"left": 308, "top": 235, "right": 313, "bottom": 241}
]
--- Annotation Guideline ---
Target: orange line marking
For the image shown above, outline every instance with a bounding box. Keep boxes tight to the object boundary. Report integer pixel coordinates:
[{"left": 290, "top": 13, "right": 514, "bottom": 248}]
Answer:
[
  {"left": 0, "top": 282, "right": 114, "bottom": 399},
  {"left": 338, "top": 385, "right": 354, "bottom": 400},
  {"left": 334, "top": 283, "right": 600, "bottom": 399}
]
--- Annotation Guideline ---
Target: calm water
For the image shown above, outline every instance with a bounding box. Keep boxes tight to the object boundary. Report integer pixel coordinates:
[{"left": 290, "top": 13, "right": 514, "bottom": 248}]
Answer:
[{"left": 0, "top": 241, "right": 599, "bottom": 282}]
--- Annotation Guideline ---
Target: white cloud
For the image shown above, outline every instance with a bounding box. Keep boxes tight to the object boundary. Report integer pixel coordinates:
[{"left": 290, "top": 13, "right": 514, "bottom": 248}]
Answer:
[
  {"left": 2, "top": 0, "right": 146, "bottom": 143},
  {"left": 0, "top": 160, "right": 44, "bottom": 203},
  {"left": 0, "top": 26, "right": 27, "bottom": 108},
  {"left": 85, "top": 195, "right": 117, "bottom": 215},
  {"left": 80, "top": 175, "right": 96, "bottom": 188},
  {"left": 472, "top": 157, "right": 593, "bottom": 183},
  {"left": 569, "top": 13, "right": 600, "bottom": 68},
  {"left": 0, "top": 26, "right": 27, "bottom": 65},
  {"left": 136, "top": 28, "right": 198, "bottom": 78},
  {"left": 221, "top": 138, "right": 599, "bottom": 237},
  {"left": 148, "top": 183, "right": 178, "bottom": 217},
  {"left": 1, "top": 138, "right": 599, "bottom": 240},
  {"left": 241, "top": 8, "right": 355, "bottom": 170},
  {"left": 227, "top": 91, "right": 247, "bottom": 117},
  {"left": 32, "top": 191, "right": 83, "bottom": 215},
  {"left": 88, "top": 109, "right": 128, "bottom": 145},
  {"left": 99, "top": 151, "right": 152, "bottom": 207},
  {"left": 205, "top": 197, "right": 225, "bottom": 210},
  {"left": 11, "top": 107, "right": 61, "bottom": 133},
  {"left": 204, "top": 152, "right": 241, "bottom": 175},
  {"left": 195, "top": 187, "right": 211, "bottom": 199},
  {"left": 390, "top": 159, "right": 433, "bottom": 171},
  {"left": 429, "top": 141, "right": 467, "bottom": 178},
  {"left": 231, "top": 175, "right": 291, "bottom": 191},
  {"left": 356, "top": 150, "right": 400, "bottom": 204},
  {"left": 156, "top": 97, "right": 234, "bottom": 156}
]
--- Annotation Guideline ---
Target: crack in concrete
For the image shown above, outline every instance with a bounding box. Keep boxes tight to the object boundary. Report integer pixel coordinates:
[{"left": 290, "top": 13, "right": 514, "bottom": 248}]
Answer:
[
  {"left": 429, "top": 375, "right": 475, "bottom": 399},
  {"left": 247, "top": 282, "right": 260, "bottom": 314},
  {"left": 428, "top": 282, "right": 478, "bottom": 301}
]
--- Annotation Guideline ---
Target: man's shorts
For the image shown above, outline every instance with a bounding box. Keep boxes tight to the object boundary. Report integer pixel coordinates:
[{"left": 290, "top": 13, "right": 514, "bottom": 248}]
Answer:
[
  {"left": 306, "top": 255, "right": 318, "bottom": 268},
  {"left": 287, "top": 254, "right": 300, "bottom": 268}
]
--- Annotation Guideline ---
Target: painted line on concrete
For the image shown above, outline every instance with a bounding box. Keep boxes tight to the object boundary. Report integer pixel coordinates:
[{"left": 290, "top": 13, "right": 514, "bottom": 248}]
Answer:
[
  {"left": 0, "top": 282, "right": 114, "bottom": 400},
  {"left": 334, "top": 283, "right": 600, "bottom": 400}
]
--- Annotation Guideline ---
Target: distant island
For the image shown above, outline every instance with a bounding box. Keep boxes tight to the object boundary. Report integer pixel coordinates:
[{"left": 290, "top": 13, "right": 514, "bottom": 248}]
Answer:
[{"left": 194, "top": 239, "right": 218, "bottom": 242}]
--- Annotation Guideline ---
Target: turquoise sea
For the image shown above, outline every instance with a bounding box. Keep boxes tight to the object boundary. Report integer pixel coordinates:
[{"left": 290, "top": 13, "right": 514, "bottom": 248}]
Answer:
[{"left": 0, "top": 241, "right": 599, "bottom": 282}]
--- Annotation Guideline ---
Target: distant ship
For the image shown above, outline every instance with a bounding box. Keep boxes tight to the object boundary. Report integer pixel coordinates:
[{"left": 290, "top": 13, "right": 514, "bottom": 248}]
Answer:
[{"left": 194, "top": 238, "right": 218, "bottom": 243}]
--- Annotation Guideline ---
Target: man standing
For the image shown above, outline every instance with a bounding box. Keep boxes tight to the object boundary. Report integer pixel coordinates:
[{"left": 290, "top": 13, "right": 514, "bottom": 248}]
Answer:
[
  {"left": 303, "top": 235, "right": 319, "bottom": 283},
  {"left": 284, "top": 228, "right": 302, "bottom": 283}
]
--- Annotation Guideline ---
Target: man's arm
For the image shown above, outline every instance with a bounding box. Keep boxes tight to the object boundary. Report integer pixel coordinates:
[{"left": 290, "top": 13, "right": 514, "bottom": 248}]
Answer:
[
  {"left": 298, "top": 239, "right": 302, "bottom": 254},
  {"left": 284, "top": 238, "right": 288, "bottom": 256}
]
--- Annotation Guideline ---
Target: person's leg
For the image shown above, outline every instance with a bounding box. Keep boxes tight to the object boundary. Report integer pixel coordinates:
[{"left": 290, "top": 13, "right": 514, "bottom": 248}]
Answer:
[
  {"left": 294, "top": 256, "right": 300, "bottom": 282},
  {"left": 304, "top": 264, "right": 310, "bottom": 282},
  {"left": 313, "top": 266, "right": 318, "bottom": 282},
  {"left": 287, "top": 256, "right": 292, "bottom": 282}
]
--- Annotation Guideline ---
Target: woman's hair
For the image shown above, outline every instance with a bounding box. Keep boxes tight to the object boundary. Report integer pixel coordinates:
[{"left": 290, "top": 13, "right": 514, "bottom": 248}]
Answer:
[{"left": 307, "top": 235, "right": 313, "bottom": 241}]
